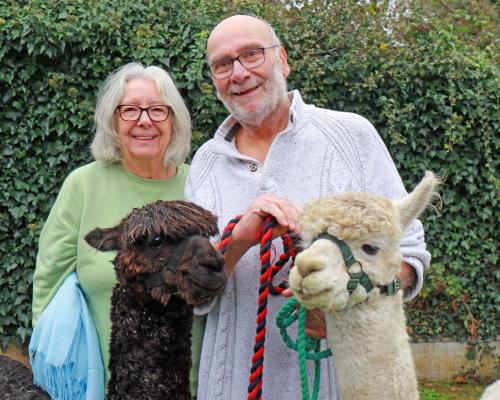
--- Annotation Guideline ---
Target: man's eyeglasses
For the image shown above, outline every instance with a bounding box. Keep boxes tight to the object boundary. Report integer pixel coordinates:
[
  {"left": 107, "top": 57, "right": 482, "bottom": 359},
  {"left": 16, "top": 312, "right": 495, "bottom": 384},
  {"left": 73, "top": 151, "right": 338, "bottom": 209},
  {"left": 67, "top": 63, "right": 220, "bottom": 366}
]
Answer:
[
  {"left": 209, "top": 45, "right": 280, "bottom": 80},
  {"left": 116, "top": 105, "right": 171, "bottom": 122}
]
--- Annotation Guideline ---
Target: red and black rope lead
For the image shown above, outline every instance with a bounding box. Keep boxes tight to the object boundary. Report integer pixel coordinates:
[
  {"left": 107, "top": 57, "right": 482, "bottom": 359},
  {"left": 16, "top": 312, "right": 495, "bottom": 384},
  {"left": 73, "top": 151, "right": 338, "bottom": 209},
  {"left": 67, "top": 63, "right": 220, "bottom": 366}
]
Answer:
[{"left": 217, "top": 215, "right": 300, "bottom": 400}]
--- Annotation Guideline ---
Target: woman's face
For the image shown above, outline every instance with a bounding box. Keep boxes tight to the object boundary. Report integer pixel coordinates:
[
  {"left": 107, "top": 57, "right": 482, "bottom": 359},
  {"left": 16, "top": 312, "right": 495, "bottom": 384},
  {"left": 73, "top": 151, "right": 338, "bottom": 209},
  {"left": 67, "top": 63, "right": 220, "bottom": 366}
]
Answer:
[{"left": 115, "top": 79, "right": 173, "bottom": 167}]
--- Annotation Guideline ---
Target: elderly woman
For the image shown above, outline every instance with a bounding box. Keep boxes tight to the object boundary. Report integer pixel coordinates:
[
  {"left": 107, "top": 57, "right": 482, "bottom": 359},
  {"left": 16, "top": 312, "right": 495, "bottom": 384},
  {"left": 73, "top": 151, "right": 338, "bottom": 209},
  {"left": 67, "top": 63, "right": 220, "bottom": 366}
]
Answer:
[{"left": 32, "top": 62, "right": 192, "bottom": 389}]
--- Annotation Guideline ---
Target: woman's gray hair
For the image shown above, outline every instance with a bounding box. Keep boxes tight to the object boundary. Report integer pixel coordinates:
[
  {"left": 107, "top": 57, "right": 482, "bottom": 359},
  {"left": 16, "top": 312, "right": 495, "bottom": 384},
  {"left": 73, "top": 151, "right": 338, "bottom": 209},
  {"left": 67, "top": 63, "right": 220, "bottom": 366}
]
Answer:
[{"left": 91, "top": 62, "right": 191, "bottom": 166}]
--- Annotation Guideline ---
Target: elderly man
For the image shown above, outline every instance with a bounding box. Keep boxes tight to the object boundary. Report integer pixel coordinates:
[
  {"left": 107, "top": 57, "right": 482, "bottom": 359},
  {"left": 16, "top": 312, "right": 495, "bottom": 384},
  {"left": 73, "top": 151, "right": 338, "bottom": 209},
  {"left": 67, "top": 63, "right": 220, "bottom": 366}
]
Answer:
[{"left": 185, "top": 14, "right": 430, "bottom": 400}]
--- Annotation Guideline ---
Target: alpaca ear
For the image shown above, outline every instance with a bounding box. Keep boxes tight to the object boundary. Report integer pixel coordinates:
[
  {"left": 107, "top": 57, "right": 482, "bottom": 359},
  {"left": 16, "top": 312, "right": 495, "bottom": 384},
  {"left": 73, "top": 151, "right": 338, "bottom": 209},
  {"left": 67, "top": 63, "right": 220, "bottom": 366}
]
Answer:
[
  {"left": 393, "top": 171, "right": 440, "bottom": 230},
  {"left": 85, "top": 226, "right": 122, "bottom": 252}
]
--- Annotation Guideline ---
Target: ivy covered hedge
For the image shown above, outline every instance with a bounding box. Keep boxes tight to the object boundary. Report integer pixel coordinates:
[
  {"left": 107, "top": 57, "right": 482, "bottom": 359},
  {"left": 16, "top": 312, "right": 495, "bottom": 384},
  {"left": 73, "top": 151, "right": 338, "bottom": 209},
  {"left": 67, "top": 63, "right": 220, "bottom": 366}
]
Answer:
[{"left": 0, "top": 0, "right": 498, "bottom": 371}]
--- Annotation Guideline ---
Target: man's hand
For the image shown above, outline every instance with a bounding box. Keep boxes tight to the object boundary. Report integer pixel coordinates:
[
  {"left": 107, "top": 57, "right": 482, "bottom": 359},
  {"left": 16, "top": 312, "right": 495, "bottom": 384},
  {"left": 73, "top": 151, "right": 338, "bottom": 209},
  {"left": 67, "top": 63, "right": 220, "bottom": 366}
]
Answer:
[
  {"left": 223, "top": 193, "right": 300, "bottom": 274},
  {"left": 399, "top": 262, "right": 417, "bottom": 297},
  {"left": 304, "top": 309, "right": 327, "bottom": 339},
  {"left": 282, "top": 289, "right": 327, "bottom": 339}
]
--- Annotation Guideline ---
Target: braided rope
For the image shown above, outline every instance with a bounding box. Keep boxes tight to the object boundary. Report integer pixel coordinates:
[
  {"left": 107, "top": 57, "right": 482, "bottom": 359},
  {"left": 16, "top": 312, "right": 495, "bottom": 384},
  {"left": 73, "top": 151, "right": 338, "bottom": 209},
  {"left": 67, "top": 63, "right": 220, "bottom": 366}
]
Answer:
[
  {"left": 217, "top": 215, "right": 298, "bottom": 400},
  {"left": 218, "top": 216, "right": 242, "bottom": 256},
  {"left": 247, "top": 216, "right": 273, "bottom": 399},
  {"left": 276, "top": 298, "right": 332, "bottom": 400},
  {"left": 268, "top": 233, "right": 299, "bottom": 295}
]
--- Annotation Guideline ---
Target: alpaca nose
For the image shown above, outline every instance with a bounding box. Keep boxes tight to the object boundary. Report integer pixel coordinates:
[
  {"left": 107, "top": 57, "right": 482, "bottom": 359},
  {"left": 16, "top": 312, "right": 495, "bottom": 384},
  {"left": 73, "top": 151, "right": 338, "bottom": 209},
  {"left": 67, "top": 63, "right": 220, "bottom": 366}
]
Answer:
[
  {"left": 295, "top": 253, "right": 325, "bottom": 278},
  {"left": 199, "top": 251, "right": 225, "bottom": 273}
]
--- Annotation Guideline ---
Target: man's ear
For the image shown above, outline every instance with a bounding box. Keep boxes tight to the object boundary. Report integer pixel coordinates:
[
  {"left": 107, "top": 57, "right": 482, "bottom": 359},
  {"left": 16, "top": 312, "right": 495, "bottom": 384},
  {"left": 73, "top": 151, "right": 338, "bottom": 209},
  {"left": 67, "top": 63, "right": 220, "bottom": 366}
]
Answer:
[
  {"left": 85, "top": 226, "right": 122, "bottom": 252},
  {"left": 279, "top": 47, "right": 291, "bottom": 78}
]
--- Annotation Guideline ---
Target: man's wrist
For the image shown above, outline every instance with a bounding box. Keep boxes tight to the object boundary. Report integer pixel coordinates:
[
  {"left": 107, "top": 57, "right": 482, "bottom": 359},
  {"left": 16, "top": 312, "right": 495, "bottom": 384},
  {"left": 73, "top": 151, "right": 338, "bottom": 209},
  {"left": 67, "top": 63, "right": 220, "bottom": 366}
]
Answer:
[
  {"left": 399, "top": 262, "right": 417, "bottom": 296},
  {"left": 223, "top": 240, "right": 253, "bottom": 274}
]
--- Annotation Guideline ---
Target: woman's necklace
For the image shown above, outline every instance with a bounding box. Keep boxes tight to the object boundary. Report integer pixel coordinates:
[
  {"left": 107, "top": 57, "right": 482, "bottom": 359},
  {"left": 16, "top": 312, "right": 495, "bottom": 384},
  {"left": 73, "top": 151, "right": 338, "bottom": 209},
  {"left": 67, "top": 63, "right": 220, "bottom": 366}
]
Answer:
[
  {"left": 125, "top": 165, "right": 176, "bottom": 206},
  {"left": 128, "top": 181, "right": 168, "bottom": 205}
]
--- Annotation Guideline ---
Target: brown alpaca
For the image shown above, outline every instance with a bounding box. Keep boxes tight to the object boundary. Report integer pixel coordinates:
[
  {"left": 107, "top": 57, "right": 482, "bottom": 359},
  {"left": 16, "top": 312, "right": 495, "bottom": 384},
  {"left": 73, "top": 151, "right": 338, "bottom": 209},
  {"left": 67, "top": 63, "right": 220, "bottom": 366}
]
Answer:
[
  {"left": 85, "top": 200, "right": 227, "bottom": 400},
  {"left": 0, "top": 355, "right": 50, "bottom": 400}
]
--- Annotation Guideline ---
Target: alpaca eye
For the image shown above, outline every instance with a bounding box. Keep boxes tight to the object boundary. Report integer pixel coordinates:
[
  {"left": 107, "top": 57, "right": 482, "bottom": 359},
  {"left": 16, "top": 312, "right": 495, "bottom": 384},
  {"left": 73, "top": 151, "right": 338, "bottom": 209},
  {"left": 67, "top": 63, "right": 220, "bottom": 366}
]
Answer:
[
  {"left": 133, "top": 236, "right": 147, "bottom": 248},
  {"left": 149, "top": 235, "right": 164, "bottom": 248},
  {"left": 362, "top": 244, "right": 379, "bottom": 255}
]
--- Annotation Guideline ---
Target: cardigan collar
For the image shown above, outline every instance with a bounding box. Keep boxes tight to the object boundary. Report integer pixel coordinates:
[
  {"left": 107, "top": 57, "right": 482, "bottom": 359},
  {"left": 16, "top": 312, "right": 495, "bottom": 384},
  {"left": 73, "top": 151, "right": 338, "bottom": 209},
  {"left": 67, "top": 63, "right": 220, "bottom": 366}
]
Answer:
[{"left": 212, "top": 90, "right": 310, "bottom": 158}]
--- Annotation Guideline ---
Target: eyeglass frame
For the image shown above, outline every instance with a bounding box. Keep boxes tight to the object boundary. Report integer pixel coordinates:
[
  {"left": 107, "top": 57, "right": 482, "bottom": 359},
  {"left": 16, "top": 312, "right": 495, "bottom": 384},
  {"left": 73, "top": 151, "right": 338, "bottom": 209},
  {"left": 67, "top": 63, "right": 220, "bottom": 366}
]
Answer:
[
  {"left": 116, "top": 104, "right": 171, "bottom": 122},
  {"left": 208, "top": 45, "right": 281, "bottom": 80}
]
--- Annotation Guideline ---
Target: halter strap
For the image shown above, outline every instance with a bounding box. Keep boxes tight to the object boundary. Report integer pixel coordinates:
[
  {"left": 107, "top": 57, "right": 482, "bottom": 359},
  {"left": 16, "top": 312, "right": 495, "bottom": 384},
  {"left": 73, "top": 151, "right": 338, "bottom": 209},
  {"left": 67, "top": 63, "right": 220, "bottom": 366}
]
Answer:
[
  {"left": 313, "top": 233, "right": 401, "bottom": 296},
  {"left": 315, "top": 233, "right": 357, "bottom": 268}
]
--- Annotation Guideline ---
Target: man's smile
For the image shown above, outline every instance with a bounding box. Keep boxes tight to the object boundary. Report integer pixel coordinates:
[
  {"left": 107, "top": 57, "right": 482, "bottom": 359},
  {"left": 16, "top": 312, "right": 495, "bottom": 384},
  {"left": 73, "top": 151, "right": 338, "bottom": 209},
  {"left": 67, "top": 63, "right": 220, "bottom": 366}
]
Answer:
[{"left": 232, "top": 84, "right": 260, "bottom": 96}]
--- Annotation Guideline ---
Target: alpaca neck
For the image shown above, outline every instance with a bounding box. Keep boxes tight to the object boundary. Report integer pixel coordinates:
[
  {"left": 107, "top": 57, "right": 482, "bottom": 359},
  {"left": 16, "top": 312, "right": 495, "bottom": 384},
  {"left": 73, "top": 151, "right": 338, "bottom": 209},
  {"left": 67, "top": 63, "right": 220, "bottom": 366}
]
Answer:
[
  {"left": 325, "top": 294, "right": 418, "bottom": 400},
  {"left": 107, "top": 286, "right": 193, "bottom": 400}
]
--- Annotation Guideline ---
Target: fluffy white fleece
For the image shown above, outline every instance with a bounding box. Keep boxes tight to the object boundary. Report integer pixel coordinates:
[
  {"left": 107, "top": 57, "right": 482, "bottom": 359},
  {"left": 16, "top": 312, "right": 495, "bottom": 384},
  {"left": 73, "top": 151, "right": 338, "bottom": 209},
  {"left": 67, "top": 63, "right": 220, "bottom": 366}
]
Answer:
[
  {"left": 481, "top": 380, "right": 500, "bottom": 400},
  {"left": 290, "top": 171, "right": 440, "bottom": 400}
]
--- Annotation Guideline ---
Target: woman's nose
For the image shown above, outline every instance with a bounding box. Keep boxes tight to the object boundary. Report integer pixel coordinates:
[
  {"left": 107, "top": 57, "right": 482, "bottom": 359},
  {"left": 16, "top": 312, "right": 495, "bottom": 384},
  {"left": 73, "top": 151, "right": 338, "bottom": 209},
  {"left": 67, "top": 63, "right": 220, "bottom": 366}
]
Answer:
[{"left": 136, "top": 109, "right": 153, "bottom": 126}]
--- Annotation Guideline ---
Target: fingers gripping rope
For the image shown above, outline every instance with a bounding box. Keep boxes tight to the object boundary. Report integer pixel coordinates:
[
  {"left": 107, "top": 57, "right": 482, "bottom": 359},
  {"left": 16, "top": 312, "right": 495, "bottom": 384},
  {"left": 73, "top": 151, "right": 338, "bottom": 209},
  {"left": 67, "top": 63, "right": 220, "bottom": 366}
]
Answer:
[{"left": 217, "top": 215, "right": 299, "bottom": 400}]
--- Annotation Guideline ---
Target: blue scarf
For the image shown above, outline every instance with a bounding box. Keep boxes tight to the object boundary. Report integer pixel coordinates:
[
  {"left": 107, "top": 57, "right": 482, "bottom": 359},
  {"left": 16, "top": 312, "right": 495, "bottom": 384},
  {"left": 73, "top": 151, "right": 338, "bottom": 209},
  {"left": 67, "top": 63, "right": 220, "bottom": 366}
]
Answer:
[{"left": 29, "top": 272, "right": 105, "bottom": 399}]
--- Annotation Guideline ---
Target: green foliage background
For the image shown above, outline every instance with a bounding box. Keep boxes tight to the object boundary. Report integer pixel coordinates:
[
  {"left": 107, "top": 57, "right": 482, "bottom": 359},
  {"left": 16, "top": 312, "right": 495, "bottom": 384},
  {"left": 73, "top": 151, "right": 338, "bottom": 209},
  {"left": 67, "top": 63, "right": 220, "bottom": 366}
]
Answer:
[{"left": 0, "top": 0, "right": 498, "bottom": 372}]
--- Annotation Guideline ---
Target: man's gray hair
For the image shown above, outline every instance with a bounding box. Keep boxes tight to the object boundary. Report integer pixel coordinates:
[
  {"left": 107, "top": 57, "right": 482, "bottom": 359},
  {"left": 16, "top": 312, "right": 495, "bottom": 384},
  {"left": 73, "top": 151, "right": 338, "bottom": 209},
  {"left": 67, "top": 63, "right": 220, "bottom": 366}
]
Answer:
[
  {"left": 260, "top": 15, "right": 281, "bottom": 46},
  {"left": 253, "top": 14, "right": 282, "bottom": 46},
  {"left": 91, "top": 62, "right": 191, "bottom": 166}
]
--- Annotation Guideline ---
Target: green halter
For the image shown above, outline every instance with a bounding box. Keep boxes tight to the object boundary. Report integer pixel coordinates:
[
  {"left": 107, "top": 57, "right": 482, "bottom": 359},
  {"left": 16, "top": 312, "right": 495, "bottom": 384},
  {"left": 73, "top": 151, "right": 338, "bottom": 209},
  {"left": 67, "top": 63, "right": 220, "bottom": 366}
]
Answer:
[{"left": 314, "top": 233, "right": 402, "bottom": 296}]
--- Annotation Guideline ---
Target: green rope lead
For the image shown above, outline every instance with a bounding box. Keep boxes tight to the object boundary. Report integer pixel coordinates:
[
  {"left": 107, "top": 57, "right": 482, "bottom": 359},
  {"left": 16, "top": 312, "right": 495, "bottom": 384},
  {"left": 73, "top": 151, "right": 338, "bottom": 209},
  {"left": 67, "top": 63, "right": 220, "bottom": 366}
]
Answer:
[{"left": 276, "top": 297, "right": 332, "bottom": 400}]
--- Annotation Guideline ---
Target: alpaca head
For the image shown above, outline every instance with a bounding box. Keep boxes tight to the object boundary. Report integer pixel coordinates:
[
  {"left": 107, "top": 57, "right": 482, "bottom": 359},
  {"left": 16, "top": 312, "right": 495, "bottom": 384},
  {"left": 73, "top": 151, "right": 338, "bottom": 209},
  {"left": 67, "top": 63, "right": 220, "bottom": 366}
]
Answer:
[
  {"left": 290, "top": 171, "right": 439, "bottom": 312},
  {"left": 85, "top": 200, "right": 227, "bottom": 307}
]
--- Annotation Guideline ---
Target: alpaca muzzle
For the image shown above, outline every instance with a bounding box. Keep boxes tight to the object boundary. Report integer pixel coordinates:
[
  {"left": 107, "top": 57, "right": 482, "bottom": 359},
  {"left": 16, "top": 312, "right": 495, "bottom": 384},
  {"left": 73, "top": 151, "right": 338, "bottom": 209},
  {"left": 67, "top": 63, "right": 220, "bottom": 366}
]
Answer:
[{"left": 144, "top": 235, "right": 200, "bottom": 292}]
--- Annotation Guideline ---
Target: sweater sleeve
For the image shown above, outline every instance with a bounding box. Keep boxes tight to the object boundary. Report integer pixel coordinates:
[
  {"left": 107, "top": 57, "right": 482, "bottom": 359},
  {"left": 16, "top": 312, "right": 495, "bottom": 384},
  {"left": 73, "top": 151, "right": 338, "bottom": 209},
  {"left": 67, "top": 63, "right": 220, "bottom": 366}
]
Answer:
[
  {"left": 185, "top": 144, "right": 222, "bottom": 316},
  {"left": 342, "top": 113, "right": 431, "bottom": 300},
  {"left": 184, "top": 140, "right": 218, "bottom": 206},
  {"left": 32, "top": 172, "right": 83, "bottom": 325},
  {"left": 184, "top": 164, "right": 195, "bottom": 202}
]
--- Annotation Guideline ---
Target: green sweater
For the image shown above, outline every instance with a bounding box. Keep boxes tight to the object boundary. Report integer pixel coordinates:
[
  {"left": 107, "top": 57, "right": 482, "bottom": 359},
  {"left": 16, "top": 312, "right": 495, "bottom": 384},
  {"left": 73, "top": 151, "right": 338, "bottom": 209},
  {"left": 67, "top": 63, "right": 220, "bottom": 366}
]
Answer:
[{"left": 32, "top": 160, "right": 189, "bottom": 387}]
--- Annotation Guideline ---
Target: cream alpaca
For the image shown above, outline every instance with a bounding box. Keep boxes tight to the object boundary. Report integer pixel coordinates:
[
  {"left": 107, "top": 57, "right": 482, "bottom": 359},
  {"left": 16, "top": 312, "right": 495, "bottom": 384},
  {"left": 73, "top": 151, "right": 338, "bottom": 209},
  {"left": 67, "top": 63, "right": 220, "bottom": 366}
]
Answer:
[
  {"left": 481, "top": 380, "right": 500, "bottom": 400},
  {"left": 290, "top": 171, "right": 440, "bottom": 400}
]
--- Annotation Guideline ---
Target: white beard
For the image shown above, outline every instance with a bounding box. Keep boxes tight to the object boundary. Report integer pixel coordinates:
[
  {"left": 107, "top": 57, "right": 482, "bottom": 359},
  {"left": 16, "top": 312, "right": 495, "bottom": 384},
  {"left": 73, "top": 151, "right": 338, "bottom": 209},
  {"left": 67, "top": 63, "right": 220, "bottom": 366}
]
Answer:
[{"left": 217, "top": 62, "right": 288, "bottom": 127}]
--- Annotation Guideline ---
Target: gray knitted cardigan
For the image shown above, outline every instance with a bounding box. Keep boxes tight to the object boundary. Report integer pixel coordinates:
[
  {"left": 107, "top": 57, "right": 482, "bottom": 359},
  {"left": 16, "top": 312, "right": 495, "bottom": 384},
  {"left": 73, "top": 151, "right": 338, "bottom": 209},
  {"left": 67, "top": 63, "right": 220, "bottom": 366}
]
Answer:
[{"left": 186, "top": 90, "right": 430, "bottom": 400}]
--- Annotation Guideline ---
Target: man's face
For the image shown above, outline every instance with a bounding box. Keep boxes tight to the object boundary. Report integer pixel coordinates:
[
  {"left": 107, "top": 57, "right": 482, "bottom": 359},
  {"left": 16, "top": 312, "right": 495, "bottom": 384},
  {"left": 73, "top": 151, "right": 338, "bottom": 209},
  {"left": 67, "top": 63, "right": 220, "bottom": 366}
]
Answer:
[{"left": 207, "top": 16, "right": 290, "bottom": 126}]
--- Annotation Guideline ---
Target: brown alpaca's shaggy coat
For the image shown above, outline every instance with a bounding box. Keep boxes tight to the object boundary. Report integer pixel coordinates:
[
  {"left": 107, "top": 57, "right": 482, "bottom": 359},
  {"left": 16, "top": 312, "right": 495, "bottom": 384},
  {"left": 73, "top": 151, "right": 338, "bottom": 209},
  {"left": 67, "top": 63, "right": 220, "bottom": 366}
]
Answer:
[{"left": 0, "top": 355, "right": 50, "bottom": 400}]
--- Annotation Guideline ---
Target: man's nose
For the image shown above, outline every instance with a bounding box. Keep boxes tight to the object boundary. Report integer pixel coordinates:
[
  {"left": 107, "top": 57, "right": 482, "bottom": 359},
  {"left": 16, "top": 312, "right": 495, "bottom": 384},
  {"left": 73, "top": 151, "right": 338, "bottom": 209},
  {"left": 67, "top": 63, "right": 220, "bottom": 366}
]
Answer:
[{"left": 231, "top": 59, "right": 251, "bottom": 82}]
